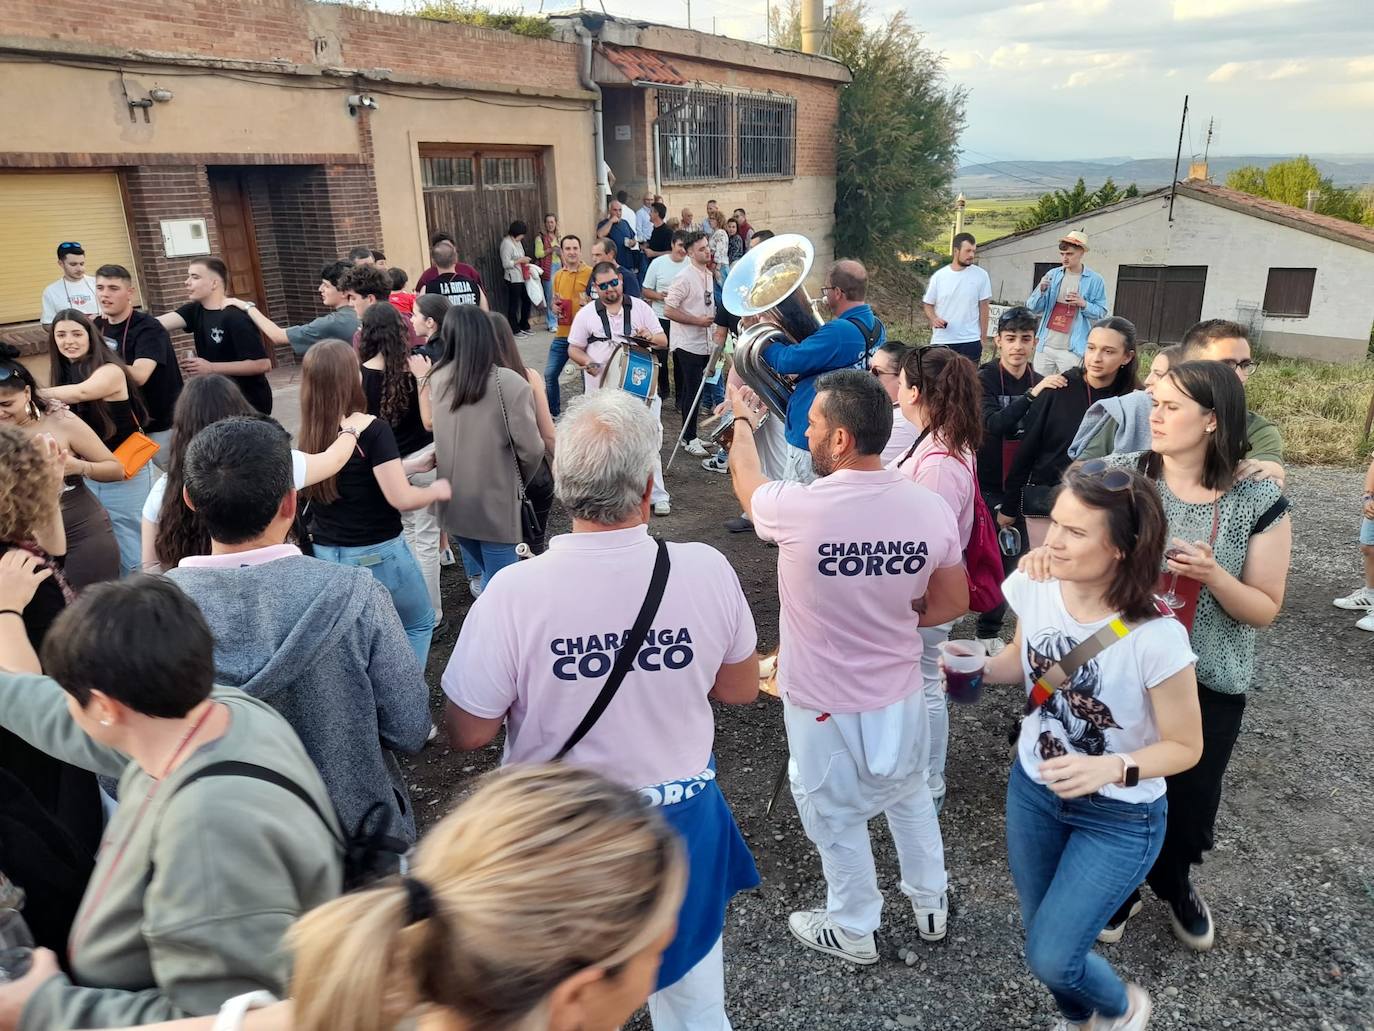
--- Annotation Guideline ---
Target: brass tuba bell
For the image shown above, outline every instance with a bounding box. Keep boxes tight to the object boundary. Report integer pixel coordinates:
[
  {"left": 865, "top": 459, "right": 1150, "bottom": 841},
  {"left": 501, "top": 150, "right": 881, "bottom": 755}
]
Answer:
[{"left": 721, "top": 234, "right": 823, "bottom": 420}]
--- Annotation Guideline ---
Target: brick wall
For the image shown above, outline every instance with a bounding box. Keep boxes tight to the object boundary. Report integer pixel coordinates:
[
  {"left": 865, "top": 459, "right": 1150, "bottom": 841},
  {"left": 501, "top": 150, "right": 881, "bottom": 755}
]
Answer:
[
  {"left": 122, "top": 165, "right": 221, "bottom": 319},
  {"left": 4, "top": 0, "right": 582, "bottom": 94}
]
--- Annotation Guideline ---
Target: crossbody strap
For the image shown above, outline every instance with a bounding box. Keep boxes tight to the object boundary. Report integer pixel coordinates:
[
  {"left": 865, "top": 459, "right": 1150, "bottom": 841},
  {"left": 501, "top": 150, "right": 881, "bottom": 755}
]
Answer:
[
  {"left": 1025, "top": 617, "right": 1136, "bottom": 714},
  {"left": 556, "top": 539, "right": 671, "bottom": 760},
  {"left": 492, "top": 371, "right": 528, "bottom": 499}
]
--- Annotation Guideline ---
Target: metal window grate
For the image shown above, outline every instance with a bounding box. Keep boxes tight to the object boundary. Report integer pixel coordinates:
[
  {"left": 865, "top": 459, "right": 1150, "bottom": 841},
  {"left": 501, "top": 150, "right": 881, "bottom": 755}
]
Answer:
[
  {"left": 656, "top": 88, "right": 732, "bottom": 183},
  {"left": 421, "top": 156, "right": 475, "bottom": 189},
  {"left": 736, "top": 94, "right": 796, "bottom": 179}
]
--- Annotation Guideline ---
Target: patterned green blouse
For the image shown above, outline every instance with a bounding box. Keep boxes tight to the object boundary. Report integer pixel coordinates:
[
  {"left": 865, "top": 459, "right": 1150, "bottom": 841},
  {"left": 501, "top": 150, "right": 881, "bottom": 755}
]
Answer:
[{"left": 1107, "top": 452, "right": 1289, "bottom": 694}]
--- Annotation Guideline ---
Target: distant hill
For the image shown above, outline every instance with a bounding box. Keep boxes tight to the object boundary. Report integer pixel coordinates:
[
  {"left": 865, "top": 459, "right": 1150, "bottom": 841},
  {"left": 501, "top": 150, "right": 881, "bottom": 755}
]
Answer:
[{"left": 955, "top": 154, "right": 1374, "bottom": 197}]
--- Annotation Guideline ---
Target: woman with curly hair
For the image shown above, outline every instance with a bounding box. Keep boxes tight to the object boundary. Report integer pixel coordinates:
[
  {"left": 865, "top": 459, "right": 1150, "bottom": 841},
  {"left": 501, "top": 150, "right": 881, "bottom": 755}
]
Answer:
[
  {"left": 0, "top": 343, "right": 122, "bottom": 590},
  {"left": 891, "top": 343, "right": 985, "bottom": 811},
  {"left": 40, "top": 308, "right": 154, "bottom": 576},
  {"left": 359, "top": 303, "right": 442, "bottom": 625},
  {"left": 140, "top": 375, "right": 365, "bottom": 573},
  {"left": 0, "top": 423, "right": 103, "bottom": 899}
]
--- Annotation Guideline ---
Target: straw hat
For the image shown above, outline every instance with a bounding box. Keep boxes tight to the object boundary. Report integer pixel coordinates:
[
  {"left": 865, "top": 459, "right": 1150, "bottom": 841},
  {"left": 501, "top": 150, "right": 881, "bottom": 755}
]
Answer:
[{"left": 1058, "top": 230, "right": 1089, "bottom": 252}]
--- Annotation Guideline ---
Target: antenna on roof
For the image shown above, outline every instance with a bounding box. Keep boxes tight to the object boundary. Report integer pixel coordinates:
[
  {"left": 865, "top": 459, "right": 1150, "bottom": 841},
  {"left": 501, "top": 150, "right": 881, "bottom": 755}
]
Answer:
[
  {"left": 1169, "top": 94, "right": 1188, "bottom": 223},
  {"left": 1203, "top": 117, "right": 1214, "bottom": 164}
]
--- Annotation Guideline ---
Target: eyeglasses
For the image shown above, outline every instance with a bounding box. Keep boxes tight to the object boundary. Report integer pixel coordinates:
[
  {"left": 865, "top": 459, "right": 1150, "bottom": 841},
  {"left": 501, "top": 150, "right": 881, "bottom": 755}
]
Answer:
[
  {"left": 594, "top": 278, "right": 621, "bottom": 291},
  {"left": 1071, "top": 458, "right": 1135, "bottom": 492},
  {"left": 1218, "top": 358, "right": 1259, "bottom": 374}
]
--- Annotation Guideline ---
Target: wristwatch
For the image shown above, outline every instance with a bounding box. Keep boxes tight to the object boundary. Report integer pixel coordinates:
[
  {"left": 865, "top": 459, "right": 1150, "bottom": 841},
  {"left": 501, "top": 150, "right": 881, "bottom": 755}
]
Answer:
[{"left": 1116, "top": 754, "right": 1139, "bottom": 788}]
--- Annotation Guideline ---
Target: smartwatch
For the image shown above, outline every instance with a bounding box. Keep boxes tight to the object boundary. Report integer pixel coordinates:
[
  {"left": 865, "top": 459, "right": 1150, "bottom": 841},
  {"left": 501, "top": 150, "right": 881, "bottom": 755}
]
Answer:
[{"left": 1117, "top": 753, "right": 1139, "bottom": 788}]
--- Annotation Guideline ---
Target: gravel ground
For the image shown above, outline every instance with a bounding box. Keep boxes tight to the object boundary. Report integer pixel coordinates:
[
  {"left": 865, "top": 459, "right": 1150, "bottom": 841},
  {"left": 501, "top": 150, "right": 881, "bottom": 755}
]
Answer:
[{"left": 406, "top": 375, "right": 1374, "bottom": 1030}]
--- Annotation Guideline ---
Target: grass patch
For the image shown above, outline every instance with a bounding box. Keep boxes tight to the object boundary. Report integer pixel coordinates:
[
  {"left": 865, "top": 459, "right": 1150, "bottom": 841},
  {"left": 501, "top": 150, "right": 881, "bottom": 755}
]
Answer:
[
  {"left": 1245, "top": 355, "right": 1374, "bottom": 466},
  {"left": 920, "top": 196, "right": 1038, "bottom": 253}
]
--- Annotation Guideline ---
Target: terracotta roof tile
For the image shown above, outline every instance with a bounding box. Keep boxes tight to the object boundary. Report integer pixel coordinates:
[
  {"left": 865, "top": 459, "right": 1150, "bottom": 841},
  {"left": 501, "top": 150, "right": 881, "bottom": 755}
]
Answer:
[{"left": 600, "top": 43, "right": 687, "bottom": 86}]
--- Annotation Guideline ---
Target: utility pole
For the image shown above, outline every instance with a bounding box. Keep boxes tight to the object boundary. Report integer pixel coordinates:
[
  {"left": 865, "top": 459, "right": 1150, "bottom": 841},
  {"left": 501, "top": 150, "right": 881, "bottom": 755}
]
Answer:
[
  {"left": 766, "top": 0, "right": 771, "bottom": 45},
  {"left": 1203, "top": 117, "right": 1214, "bottom": 164},
  {"left": 1168, "top": 94, "right": 1188, "bottom": 223}
]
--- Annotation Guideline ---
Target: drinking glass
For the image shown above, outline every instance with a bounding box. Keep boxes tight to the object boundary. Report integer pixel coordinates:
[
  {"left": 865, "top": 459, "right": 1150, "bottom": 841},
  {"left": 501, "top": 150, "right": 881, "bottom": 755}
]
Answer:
[{"left": 0, "top": 909, "right": 34, "bottom": 983}]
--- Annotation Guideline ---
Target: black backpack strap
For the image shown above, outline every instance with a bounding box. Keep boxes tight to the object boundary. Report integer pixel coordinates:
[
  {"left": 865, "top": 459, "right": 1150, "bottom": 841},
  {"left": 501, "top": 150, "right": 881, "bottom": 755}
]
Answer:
[
  {"left": 556, "top": 539, "right": 671, "bottom": 760},
  {"left": 842, "top": 311, "right": 883, "bottom": 358},
  {"left": 173, "top": 761, "right": 335, "bottom": 837}
]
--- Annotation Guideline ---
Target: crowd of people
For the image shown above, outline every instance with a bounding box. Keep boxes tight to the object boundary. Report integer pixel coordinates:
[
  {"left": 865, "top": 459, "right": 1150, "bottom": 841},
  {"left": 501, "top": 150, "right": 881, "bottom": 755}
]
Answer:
[{"left": 0, "top": 214, "right": 1307, "bottom": 1031}]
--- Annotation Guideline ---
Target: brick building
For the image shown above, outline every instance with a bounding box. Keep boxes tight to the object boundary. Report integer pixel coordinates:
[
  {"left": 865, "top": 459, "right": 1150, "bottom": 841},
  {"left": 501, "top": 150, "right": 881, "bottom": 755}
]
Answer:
[{"left": 0, "top": 0, "right": 847, "bottom": 357}]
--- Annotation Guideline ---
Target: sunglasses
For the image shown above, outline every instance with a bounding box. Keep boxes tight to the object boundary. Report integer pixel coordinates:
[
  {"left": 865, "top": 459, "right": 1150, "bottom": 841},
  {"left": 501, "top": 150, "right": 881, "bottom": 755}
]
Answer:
[
  {"left": 1071, "top": 458, "right": 1135, "bottom": 492},
  {"left": 59, "top": 241, "right": 82, "bottom": 250},
  {"left": 997, "top": 307, "right": 1035, "bottom": 332},
  {"left": 0, "top": 365, "right": 22, "bottom": 382},
  {"left": 869, "top": 366, "right": 898, "bottom": 379},
  {"left": 594, "top": 278, "right": 621, "bottom": 291}
]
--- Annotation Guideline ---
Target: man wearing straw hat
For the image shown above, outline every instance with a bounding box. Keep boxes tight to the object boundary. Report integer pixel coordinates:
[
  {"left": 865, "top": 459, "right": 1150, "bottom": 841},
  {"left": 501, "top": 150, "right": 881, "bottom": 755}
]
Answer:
[{"left": 1026, "top": 229, "right": 1108, "bottom": 376}]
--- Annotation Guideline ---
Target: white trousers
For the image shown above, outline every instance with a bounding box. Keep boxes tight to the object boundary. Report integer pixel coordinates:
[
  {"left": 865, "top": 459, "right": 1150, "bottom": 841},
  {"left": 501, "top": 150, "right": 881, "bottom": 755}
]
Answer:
[
  {"left": 1033, "top": 344, "right": 1080, "bottom": 376},
  {"left": 784, "top": 695, "right": 947, "bottom": 937},
  {"left": 401, "top": 460, "right": 442, "bottom": 622},
  {"left": 918, "top": 621, "right": 955, "bottom": 796},
  {"left": 782, "top": 443, "right": 817, "bottom": 485},
  {"left": 649, "top": 395, "right": 670, "bottom": 505},
  {"left": 647, "top": 936, "right": 730, "bottom": 1031},
  {"left": 755, "top": 412, "right": 789, "bottom": 482}
]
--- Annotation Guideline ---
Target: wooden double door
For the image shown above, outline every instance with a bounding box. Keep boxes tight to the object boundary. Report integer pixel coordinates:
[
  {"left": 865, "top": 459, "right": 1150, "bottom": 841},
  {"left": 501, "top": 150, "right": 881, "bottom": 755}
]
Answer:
[{"left": 1113, "top": 265, "right": 1207, "bottom": 345}]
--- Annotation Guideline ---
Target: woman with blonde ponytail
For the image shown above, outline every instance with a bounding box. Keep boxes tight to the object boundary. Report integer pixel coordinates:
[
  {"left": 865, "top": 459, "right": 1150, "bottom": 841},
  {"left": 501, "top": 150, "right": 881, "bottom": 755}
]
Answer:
[
  {"left": 107, "top": 764, "right": 686, "bottom": 1031},
  {"left": 891, "top": 344, "right": 985, "bottom": 813}
]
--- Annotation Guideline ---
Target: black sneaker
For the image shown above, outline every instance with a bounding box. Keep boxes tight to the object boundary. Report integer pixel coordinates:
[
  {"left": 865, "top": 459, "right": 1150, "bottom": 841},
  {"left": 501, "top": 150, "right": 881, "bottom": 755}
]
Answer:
[
  {"left": 1169, "top": 882, "right": 1215, "bottom": 951},
  {"left": 724, "top": 515, "right": 754, "bottom": 533},
  {"left": 1097, "top": 889, "right": 1142, "bottom": 943}
]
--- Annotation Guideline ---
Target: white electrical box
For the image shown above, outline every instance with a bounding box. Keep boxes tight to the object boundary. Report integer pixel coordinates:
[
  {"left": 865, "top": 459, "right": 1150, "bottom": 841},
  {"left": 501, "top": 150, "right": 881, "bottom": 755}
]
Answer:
[{"left": 160, "top": 218, "right": 211, "bottom": 258}]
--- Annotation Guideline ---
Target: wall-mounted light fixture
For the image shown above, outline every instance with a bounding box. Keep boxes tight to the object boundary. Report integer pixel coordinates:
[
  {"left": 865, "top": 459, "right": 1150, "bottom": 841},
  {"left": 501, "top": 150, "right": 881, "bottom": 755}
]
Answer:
[
  {"left": 149, "top": 87, "right": 174, "bottom": 103},
  {"left": 346, "top": 93, "right": 378, "bottom": 116}
]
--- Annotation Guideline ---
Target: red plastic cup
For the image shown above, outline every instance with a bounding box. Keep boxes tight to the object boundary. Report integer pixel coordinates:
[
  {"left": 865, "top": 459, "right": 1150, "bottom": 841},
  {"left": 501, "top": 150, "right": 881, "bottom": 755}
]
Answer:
[{"left": 939, "top": 640, "right": 987, "bottom": 705}]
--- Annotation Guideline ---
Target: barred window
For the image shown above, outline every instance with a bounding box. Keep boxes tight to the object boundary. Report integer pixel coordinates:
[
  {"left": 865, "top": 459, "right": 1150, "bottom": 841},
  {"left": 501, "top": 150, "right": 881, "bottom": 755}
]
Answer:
[
  {"left": 421, "top": 157, "right": 475, "bottom": 189},
  {"left": 482, "top": 156, "right": 537, "bottom": 189},
  {"left": 736, "top": 95, "right": 796, "bottom": 179},
  {"left": 656, "top": 88, "right": 732, "bottom": 183}
]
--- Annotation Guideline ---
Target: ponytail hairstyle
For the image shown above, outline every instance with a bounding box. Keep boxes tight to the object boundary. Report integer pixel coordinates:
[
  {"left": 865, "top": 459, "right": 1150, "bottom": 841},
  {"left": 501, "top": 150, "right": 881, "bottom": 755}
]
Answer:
[
  {"left": 46, "top": 308, "right": 147, "bottom": 438},
  {"left": 1091, "top": 315, "right": 1141, "bottom": 396},
  {"left": 1057, "top": 464, "right": 1168, "bottom": 622},
  {"left": 288, "top": 764, "right": 686, "bottom": 1031},
  {"left": 154, "top": 375, "right": 255, "bottom": 568},
  {"left": 897, "top": 345, "right": 984, "bottom": 455},
  {"left": 413, "top": 293, "right": 449, "bottom": 339},
  {"left": 299, "top": 340, "right": 366, "bottom": 506},
  {"left": 0, "top": 343, "right": 52, "bottom": 420},
  {"left": 356, "top": 302, "right": 412, "bottom": 425}
]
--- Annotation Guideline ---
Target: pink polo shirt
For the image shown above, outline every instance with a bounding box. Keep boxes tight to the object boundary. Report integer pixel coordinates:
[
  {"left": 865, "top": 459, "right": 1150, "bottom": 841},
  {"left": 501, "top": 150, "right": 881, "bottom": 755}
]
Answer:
[
  {"left": 751, "top": 468, "right": 961, "bottom": 713},
  {"left": 442, "top": 524, "right": 757, "bottom": 788},
  {"left": 177, "top": 543, "right": 302, "bottom": 569},
  {"left": 891, "top": 434, "right": 977, "bottom": 548}
]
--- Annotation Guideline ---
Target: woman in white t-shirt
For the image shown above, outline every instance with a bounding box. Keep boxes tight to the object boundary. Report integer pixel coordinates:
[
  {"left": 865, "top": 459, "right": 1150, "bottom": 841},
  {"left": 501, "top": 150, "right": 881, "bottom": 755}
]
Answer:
[
  {"left": 139, "top": 374, "right": 362, "bottom": 573},
  {"left": 978, "top": 463, "right": 1202, "bottom": 1031},
  {"left": 889, "top": 343, "right": 983, "bottom": 811}
]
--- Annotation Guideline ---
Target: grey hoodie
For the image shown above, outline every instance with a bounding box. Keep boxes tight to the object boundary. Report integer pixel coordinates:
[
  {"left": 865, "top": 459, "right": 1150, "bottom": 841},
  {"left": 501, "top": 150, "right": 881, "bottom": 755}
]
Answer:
[
  {"left": 166, "top": 552, "right": 429, "bottom": 842},
  {"left": 0, "top": 679, "right": 341, "bottom": 1029},
  {"left": 1068, "top": 389, "right": 1155, "bottom": 461}
]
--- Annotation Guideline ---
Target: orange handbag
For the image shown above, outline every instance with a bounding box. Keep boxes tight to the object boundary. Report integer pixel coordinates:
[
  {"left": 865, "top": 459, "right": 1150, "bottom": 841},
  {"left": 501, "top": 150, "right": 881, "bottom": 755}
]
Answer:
[{"left": 113, "top": 426, "right": 159, "bottom": 479}]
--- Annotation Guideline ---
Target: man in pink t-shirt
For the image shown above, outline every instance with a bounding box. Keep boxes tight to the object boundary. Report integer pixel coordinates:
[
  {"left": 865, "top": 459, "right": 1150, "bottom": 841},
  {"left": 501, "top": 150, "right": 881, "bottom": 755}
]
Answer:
[
  {"left": 443, "top": 389, "right": 760, "bottom": 1027},
  {"left": 727, "top": 368, "right": 969, "bottom": 965}
]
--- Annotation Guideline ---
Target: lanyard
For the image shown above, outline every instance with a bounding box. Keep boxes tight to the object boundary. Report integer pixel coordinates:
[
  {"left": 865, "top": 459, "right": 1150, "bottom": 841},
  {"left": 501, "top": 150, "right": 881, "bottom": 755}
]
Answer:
[
  {"left": 68, "top": 702, "right": 217, "bottom": 959},
  {"left": 998, "top": 363, "right": 1039, "bottom": 398}
]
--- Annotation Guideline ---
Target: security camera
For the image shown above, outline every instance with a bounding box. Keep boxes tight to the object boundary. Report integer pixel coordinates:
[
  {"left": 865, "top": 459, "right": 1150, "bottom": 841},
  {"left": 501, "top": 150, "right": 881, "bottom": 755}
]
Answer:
[{"left": 346, "top": 94, "right": 378, "bottom": 114}]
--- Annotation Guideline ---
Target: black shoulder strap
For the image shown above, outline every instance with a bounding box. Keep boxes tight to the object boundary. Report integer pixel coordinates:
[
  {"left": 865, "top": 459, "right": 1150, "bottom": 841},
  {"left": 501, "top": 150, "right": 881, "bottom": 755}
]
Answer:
[
  {"left": 897, "top": 427, "right": 932, "bottom": 471},
  {"left": 842, "top": 311, "right": 883, "bottom": 356},
  {"left": 595, "top": 301, "right": 634, "bottom": 343},
  {"left": 556, "top": 539, "right": 671, "bottom": 760},
  {"left": 1253, "top": 496, "right": 1290, "bottom": 535},
  {"left": 173, "top": 760, "right": 337, "bottom": 843}
]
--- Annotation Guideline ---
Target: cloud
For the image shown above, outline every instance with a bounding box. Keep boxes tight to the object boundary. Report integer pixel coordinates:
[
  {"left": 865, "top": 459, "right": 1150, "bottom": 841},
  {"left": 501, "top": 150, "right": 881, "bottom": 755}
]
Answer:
[
  {"left": 1173, "top": 0, "right": 1306, "bottom": 20},
  {"left": 1348, "top": 56, "right": 1374, "bottom": 78},
  {"left": 1265, "top": 60, "right": 1309, "bottom": 80},
  {"left": 1207, "top": 62, "right": 1243, "bottom": 82}
]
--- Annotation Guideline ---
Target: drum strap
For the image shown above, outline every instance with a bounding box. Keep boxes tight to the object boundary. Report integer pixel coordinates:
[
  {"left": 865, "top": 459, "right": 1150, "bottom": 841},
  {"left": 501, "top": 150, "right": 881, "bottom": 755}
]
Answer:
[{"left": 596, "top": 301, "right": 634, "bottom": 344}]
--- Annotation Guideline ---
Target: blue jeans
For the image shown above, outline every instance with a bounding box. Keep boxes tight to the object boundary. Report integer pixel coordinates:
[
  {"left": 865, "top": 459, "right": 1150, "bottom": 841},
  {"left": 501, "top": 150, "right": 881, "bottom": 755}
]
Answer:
[
  {"left": 88, "top": 463, "right": 154, "bottom": 576},
  {"left": 312, "top": 534, "right": 434, "bottom": 667},
  {"left": 456, "top": 537, "right": 520, "bottom": 585},
  {"left": 542, "top": 277, "right": 557, "bottom": 331},
  {"left": 544, "top": 336, "right": 570, "bottom": 418},
  {"left": 1005, "top": 762, "right": 1166, "bottom": 1023}
]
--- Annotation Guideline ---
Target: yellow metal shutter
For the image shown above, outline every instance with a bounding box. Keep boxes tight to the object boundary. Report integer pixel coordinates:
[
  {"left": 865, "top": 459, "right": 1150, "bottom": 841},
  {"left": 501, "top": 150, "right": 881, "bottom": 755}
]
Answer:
[{"left": 0, "top": 171, "right": 139, "bottom": 325}]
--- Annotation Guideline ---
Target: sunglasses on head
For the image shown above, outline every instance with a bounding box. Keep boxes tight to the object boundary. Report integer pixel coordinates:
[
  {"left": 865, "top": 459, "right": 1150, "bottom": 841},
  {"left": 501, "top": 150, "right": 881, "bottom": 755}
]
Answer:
[
  {"left": 0, "top": 365, "right": 22, "bottom": 383},
  {"left": 997, "top": 307, "right": 1035, "bottom": 332},
  {"left": 1071, "top": 458, "right": 1135, "bottom": 492},
  {"left": 59, "top": 241, "right": 82, "bottom": 250},
  {"left": 594, "top": 278, "right": 621, "bottom": 291}
]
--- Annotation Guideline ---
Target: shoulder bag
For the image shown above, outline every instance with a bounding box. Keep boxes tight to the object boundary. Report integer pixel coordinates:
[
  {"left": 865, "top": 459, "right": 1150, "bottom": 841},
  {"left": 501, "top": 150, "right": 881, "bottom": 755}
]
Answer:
[
  {"left": 113, "top": 408, "right": 159, "bottom": 479},
  {"left": 493, "top": 370, "right": 548, "bottom": 551},
  {"left": 556, "top": 539, "right": 670, "bottom": 760}
]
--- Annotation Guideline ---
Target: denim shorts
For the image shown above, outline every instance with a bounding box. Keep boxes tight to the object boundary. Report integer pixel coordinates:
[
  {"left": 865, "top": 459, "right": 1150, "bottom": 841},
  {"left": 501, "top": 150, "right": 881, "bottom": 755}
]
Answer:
[{"left": 1362, "top": 517, "right": 1374, "bottom": 546}]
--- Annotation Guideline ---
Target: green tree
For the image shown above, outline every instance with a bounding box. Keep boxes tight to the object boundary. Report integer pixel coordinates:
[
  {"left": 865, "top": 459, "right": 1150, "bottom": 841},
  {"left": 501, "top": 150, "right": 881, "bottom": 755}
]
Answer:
[
  {"left": 771, "top": 0, "right": 966, "bottom": 265},
  {"left": 412, "top": 0, "right": 553, "bottom": 38},
  {"left": 1224, "top": 155, "right": 1366, "bottom": 223},
  {"left": 1012, "top": 177, "right": 1138, "bottom": 232}
]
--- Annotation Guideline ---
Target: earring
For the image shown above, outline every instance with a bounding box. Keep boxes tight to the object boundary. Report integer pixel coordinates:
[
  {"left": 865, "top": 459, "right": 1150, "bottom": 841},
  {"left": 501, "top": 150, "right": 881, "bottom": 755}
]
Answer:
[
  {"left": 1205, "top": 426, "right": 1215, "bottom": 433},
  {"left": 99, "top": 719, "right": 111, "bottom": 727},
  {"left": 25, "top": 399, "right": 39, "bottom": 421}
]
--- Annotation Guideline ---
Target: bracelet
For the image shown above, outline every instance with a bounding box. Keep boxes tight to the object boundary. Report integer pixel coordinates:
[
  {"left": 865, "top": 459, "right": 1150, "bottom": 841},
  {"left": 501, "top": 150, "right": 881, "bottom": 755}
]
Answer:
[
  {"left": 338, "top": 426, "right": 360, "bottom": 440},
  {"left": 0, "top": 610, "right": 24, "bottom": 619}
]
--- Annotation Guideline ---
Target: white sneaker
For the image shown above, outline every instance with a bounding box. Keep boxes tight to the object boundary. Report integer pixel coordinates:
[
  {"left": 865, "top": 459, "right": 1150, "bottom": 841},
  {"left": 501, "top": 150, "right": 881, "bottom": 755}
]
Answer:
[
  {"left": 652, "top": 501, "right": 671, "bottom": 516},
  {"left": 468, "top": 575, "right": 484, "bottom": 598},
  {"left": 426, "top": 722, "right": 439, "bottom": 744},
  {"left": 976, "top": 637, "right": 1006, "bottom": 657},
  {"left": 1358, "top": 612, "right": 1374, "bottom": 632},
  {"left": 439, "top": 546, "right": 456, "bottom": 567},
  {"left": 1051, "top": 1020, "right": 1091, "bottom": 1031},
  {"left": 702, "top": 451, "right": 729, "bottom": 474},
  {"left": 1333, "top": 586, "right": 1374, "bottom": 610},
  {"left": 787, "top": 910, "right": 878, "bottom": 965},
  {"left": 913, "top": 893, "right": 948, "bottom": 942},
  {"left": 682, "top": 437, "right": 709, "bottom": 457},
  {"left": 1093, "top": 983, "right": 1152, "bottom": 1031}
]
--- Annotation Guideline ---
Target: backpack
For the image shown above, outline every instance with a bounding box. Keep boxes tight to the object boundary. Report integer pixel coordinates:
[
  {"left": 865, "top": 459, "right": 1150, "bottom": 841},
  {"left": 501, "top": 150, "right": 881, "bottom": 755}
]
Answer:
[
  {"left": 841, "top": 311, "right": 884, "bottom": 361},
  {"left": 922, "top": 448, "right": 1005, "bottom": 614}
]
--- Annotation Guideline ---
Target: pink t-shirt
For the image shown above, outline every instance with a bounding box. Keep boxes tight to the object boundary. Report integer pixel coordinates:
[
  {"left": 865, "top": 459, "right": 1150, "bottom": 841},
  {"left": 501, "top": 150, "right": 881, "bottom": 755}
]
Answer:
[
  {"left": 567, "top": 296, "right": 661, "bottom": 393},
  {"left": 751, "top": 468, "right": 962, "bottom": 714},
  {"left": 442, "top": 524, "right": 757, "bottom": 788},
  {"left": 891, "top": 433, "right": 977, "bottom": 548}
]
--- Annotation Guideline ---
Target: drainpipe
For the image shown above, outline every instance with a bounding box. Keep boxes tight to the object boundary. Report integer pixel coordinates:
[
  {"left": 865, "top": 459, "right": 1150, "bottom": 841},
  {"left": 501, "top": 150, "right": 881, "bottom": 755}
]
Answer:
[{"left": 573, "top": 22, "right": 609, "bottom": 210}]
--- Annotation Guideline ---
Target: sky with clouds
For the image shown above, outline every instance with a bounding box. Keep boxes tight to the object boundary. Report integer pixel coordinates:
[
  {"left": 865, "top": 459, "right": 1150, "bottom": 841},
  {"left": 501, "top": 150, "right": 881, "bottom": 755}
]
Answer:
[{"left": 377, "top": 0, "right": 1374, "bottom": 163}]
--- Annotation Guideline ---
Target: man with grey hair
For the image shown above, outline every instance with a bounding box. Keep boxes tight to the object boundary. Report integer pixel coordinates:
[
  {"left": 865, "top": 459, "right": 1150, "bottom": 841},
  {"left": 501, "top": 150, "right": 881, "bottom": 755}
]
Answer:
[{"left": 443, "top": 388, "right": 761, "bottom": 1031}]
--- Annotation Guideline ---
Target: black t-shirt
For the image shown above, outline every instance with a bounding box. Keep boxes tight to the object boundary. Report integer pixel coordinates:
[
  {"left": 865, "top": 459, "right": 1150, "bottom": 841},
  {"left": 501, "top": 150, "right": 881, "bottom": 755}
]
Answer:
[
  {"left": 362, "top": 366, "right": 433, "bottom": 457},
  {"left": 647, "top": 224, "right": 673, "bottom": 254},
  {"left": 175, "top": 303, "right": 272, "bottom": 414},
  {"left": 96, "top": 310, "right": 183, "bottom": 433},
  {"left": 424, "top": 272, "right": 483, "bottom": 307},
  {"left": 977, "top": 360, "right": 1039, "bottom": 494},
  {"left": 305, "top": 418, "right": 402, "bottom": 547}
]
